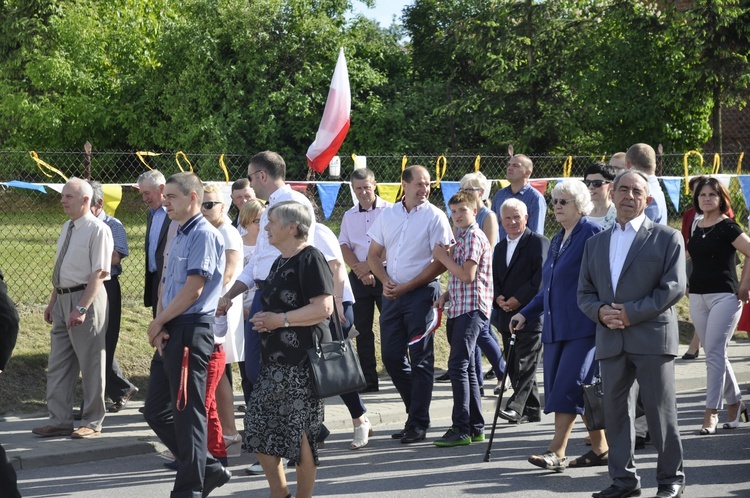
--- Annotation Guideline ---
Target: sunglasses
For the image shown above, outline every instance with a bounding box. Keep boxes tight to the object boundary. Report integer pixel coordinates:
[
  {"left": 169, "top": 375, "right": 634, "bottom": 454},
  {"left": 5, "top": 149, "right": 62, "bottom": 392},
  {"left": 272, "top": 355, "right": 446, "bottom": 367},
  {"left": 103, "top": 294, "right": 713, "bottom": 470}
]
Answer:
[
  {"left": 458, "top": 187, "right": 483, "bottom": 192},
  {"left": 201, "top": 201, "right": 222, "bottom": 210},
  {"left": 583, "top": 179, "right": 612, "bottom": 188},
  {"left": 550, "top": 198, "right": 574, "bottom": 206}
]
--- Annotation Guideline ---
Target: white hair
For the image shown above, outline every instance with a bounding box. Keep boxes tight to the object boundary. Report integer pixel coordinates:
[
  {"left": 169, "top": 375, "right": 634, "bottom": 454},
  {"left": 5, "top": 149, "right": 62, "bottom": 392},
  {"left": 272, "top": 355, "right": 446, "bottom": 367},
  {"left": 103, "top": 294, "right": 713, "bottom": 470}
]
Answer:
[{"left": 552, "top": 180, "right": 592, "bottom": 216}]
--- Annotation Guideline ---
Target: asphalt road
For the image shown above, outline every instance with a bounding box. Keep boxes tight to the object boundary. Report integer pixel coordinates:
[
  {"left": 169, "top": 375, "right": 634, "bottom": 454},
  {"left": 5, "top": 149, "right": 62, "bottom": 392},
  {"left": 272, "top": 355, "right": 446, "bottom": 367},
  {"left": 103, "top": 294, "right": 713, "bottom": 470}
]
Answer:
[{"left": 15, "top": 390, "right": 750, "bottom": 498}]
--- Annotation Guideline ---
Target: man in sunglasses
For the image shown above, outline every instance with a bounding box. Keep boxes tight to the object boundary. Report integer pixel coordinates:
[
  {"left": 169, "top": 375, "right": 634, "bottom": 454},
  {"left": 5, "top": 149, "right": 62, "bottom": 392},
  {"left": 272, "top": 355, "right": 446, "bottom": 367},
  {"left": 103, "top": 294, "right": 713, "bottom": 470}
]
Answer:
[{"left": 491, "top": 154, "right": 547, "bottom": 240}]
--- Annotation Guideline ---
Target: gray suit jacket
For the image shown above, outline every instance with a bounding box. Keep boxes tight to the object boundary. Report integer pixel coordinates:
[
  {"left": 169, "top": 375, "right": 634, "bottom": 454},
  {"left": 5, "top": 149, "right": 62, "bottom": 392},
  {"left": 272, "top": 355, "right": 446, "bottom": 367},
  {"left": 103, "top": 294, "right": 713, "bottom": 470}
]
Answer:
[{"left": 577, "top": 218, "right": 686, "bottom": 359}]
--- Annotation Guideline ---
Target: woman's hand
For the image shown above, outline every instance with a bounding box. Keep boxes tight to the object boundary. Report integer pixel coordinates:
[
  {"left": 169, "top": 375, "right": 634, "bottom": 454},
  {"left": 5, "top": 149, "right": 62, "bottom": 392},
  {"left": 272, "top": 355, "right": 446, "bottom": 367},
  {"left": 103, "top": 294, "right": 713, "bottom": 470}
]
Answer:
[
  {"left": 509, "top": 313, "right": 526, "bottom": 330},
  {"left": 250, "top": 311, "right": 283, "bottom": 333}
]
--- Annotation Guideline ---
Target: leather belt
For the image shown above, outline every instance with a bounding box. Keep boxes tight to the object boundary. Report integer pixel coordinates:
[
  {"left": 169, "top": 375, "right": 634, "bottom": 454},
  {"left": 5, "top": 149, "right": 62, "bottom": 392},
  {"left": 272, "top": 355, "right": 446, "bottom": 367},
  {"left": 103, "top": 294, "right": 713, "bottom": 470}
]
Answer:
[{"left": 55, "top": 284, "right": 87, "bottom": 295}]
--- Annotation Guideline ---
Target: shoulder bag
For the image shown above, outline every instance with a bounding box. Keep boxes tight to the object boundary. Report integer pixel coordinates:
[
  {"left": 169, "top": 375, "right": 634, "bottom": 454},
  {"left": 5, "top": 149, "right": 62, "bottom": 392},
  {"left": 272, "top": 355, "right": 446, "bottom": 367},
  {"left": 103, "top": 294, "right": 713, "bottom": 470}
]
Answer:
[{"left": 582, "top": 363, "right": 606, "bottom": 431}]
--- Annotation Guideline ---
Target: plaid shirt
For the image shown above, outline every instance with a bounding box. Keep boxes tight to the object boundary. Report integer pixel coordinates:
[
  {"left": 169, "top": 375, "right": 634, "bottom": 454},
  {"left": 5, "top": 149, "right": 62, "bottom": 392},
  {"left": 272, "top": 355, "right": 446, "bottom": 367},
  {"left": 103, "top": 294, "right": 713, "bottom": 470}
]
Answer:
[{"left": 447, "top": 223, "right": 493, "bottom": 319}]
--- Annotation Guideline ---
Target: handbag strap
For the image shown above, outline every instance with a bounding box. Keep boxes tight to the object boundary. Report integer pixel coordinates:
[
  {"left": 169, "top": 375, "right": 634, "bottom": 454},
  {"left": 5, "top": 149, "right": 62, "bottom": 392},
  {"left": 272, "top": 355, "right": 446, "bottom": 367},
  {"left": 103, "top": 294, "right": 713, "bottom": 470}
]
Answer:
[{"left": 330, "top": 299, "right": 345, "bottom": 343}]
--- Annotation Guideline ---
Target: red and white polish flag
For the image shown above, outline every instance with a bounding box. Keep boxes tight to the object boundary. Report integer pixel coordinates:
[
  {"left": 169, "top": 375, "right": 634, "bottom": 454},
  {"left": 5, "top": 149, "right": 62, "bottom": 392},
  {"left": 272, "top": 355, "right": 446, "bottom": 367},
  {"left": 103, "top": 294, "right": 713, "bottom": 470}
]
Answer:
[{"left": 306, "top": 48, "right": 351, "bottom": 173}]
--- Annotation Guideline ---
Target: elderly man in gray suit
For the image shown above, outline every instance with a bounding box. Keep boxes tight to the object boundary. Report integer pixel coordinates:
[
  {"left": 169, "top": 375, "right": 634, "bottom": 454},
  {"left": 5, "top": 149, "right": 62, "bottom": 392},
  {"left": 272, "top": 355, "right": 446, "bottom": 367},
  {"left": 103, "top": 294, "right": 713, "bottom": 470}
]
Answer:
[{"left": 578, "top": 170, "right": 686, "bottom": 498}]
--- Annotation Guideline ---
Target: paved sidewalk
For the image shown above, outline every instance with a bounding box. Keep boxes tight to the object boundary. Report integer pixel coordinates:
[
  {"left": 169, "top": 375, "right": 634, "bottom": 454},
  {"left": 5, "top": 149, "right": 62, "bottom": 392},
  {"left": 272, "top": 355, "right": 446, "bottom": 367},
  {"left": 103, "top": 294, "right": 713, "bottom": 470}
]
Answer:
[{"left": 3, "top": 339, "right": 749, "bottom": 472}]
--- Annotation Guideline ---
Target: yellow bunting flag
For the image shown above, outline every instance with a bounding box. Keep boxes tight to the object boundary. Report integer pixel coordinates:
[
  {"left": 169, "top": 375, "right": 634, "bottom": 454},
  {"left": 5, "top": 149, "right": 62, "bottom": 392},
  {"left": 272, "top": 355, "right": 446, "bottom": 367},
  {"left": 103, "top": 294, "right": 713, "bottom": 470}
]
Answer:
[
  {"left": 102, "top": 184, "right": 123, "bottom": 216},
  {"left": 175, "top": 151, "right": 193, "bottom": 172},
  {"left": 474, "top": 155, "right": 481, "bottom": 172},
  {"left": 497, "top": 179, "right": 510, "bottom": 189},
  {"left": 563, "top": 156, "right": 572, "bottom": 178},
  {"left": 683, "top": 150, "right": 704, "bottom": 193},
  {"left": 135, "top": 151, "right": 161, "bottom": 170},
  {"left": 738, "top": 152, "right": 745, "bottom": 175},
  {"left": 29, "top": 151, "right": 68, "bottom": 181},
  {"left": 218, "top": 154, "right": 230, "bottom": 184},
  {"left": 434, "top": 155, "right": 447, "bottom": 188},
  {"left": 712, "top": 153, "right": 721, "bottom": 175},
  {"left": 377, "top": 183, "right": 402, "bottom": 204}
]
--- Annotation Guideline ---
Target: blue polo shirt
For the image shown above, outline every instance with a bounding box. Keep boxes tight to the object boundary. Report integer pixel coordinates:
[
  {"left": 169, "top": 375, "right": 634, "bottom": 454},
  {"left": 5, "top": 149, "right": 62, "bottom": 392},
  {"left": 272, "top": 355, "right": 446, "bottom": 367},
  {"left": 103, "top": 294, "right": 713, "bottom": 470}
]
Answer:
[
  {"left": 162, "top": 213, "right": 225, "bottom": 316},
  {"left": 491, "top": 183, "right": 547, "bottom": 240}
]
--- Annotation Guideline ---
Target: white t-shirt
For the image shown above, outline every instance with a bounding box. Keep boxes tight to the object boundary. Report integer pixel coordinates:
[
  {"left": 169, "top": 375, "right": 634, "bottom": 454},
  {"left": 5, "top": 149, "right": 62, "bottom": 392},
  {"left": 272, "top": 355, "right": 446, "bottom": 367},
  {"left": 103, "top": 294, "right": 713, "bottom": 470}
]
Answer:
[{"left": 214, "top": 220, "right": 244, "bottom": 352}]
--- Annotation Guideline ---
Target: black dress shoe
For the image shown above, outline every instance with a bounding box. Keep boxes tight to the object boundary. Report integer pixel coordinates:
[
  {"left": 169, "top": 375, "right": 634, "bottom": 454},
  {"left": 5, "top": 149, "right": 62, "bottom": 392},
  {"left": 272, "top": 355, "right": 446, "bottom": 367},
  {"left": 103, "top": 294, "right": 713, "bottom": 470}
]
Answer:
[
  {"left": 498, "top": 409, "right": 523, "bottom": 423},
  {"left": 655, "top": 482, "right": 685, "bottom": 498},
  {"left": 400, "top": 426, "right": 427, "bottom": 444},
  {"left": 359, "top": 385, "right": 380, "bottom": 393},
  {"left": 592, "top": 484, "right": 641, "bottom": 498},
  {"left": 391, "top": 423, "right": 409, "bottom": 439},
  {"left": 203, "top": 467, "right": 231, "bottom": 497}
]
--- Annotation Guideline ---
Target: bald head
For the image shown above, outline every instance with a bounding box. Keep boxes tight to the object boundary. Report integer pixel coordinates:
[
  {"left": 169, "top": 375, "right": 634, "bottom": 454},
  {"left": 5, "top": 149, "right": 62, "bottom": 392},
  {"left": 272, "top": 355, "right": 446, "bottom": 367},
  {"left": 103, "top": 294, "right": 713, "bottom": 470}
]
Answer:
[
  {"left": 625, "top": 144, "right": 656, "bottom": 175},
  {"left": 61, "top": 177, "right": 92, "bottom": 220}
]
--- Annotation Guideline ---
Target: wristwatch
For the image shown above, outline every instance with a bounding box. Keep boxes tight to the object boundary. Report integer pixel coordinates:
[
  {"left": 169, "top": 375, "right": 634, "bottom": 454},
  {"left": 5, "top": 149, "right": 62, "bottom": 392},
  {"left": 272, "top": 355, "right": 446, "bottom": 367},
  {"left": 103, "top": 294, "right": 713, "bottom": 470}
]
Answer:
[
  {"left": 75, "top": 305, "right": 88, "bottom": 315},
  {"left": 283, "top": 312, "right": 290, "bottom": 328}
]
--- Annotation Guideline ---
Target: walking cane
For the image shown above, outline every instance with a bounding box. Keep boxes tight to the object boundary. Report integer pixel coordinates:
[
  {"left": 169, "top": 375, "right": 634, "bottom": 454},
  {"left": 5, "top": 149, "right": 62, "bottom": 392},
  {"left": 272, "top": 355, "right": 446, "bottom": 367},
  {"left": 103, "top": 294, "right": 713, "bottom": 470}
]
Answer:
[{"left": 483, "top": 319, "right": 517, "bottom": 462}]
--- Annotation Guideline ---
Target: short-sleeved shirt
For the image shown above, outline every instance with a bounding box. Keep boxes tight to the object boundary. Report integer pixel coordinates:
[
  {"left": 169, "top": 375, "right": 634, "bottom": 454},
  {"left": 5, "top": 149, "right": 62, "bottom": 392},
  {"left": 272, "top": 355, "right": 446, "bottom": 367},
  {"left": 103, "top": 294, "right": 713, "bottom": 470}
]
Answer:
[
  {"left": 261, "top": 245, "right": 334, "bottom": 366},
  {"left": 645, "top": 175, "right": 668, "bottom": 225},
  {"left": 367, "top": 200, "right": 454, "bottom": 284},
  {"left": 236, "top": 185, "right": 316, "bottom": 288},
  {"left": 687, "top": 218, "right": 743, "bottom": 294},
  {"left": 162, "top": 214, "right": 225, "bottom": 316},
  {"left": 314, "top": 224, "right": 355, "bottom": 303},
  {"left": 338, "top": 196, "right": 392, "bottom": 262},
  {"left": 447, "top": 223, "right": 493, "bottom": 318},
  {"left": 215, "top": 219, "right": 244, "bottom": 342},
  {"left": 97, "top": 211, "right": 129, "bottom": 276},
  {"left": 491, "top": 183, "right": 547, "bottom": 240},
  {"left": 54, "top": 212, "right": 113, "bottom": 287}
]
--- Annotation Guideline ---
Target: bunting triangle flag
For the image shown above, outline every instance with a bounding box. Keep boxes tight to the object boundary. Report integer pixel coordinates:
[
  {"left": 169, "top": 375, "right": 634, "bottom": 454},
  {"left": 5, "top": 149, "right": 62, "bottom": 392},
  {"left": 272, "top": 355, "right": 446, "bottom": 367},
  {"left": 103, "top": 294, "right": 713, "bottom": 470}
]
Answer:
[
  {"left": 3, "top": 180, "right": 46, "bottom": 193},
  {"left": 738, "top": 176, "right": 750, "bottom": 212},
  {"left": 102, "top": 184, "right": 123, "bottom": 216},
  {"left": 661, "top": 178, "right": 682, "bottom": 213},
  {"left": 714, "top": 174, "right": 731, "bottom": 189},
  {"left": 529, "top": 180, "right": 548, "bottom": 196},
  {"left": 377, "top": 183, "right": 401, "bottom": 204},
  {"left": 306, "top": 48, "right": 351, "bottom": 173},
  {"left": 316, "top": 182, "right": 342, "bottom": 220},
  {"left": 439, "top": 181, "right": 461, "bottom": 215}
]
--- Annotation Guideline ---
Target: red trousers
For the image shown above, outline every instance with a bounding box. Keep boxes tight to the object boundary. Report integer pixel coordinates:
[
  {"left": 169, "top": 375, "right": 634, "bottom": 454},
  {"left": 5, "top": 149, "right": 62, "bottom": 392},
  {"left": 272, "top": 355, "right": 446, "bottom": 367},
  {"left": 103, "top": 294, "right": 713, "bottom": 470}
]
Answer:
[{"left": 206, "top": 344, "right": 226, "bottom": 459}]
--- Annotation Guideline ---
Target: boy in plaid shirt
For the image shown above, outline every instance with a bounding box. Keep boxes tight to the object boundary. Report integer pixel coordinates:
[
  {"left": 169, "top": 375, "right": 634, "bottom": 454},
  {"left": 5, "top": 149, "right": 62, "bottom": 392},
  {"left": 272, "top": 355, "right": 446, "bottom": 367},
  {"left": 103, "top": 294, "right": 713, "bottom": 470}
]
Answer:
[{"left": 432, "top": 191, "right": 493, "bottom": 447}]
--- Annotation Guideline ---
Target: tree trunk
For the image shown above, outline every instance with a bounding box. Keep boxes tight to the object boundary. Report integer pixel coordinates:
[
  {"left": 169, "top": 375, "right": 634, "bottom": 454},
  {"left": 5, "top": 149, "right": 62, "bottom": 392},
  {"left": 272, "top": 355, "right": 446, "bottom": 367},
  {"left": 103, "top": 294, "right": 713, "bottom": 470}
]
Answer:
[{"left": 712, "top": 84, "right": 722, "bottom": 157}]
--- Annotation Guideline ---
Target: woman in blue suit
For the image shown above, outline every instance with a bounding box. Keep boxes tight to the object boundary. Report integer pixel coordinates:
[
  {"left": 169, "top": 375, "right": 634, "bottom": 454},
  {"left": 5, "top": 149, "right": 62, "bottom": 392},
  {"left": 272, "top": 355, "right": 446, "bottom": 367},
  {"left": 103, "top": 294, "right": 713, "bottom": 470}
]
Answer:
[{"left": 512, "top": 179, "right": 608, "bottom": 473}]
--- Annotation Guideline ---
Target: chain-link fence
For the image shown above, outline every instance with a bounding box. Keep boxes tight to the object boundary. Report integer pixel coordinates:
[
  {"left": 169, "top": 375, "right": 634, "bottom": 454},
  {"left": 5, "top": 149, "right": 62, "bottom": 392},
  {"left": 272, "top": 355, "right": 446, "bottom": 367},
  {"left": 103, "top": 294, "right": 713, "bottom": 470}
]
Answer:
[{"left": 1, "top": 149, "right": 748, "bottom": 305}]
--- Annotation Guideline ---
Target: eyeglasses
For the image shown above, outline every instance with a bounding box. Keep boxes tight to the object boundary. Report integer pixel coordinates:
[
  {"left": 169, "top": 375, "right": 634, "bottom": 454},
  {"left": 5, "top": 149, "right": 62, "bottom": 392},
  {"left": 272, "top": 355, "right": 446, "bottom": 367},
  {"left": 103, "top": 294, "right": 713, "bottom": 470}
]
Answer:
[
  {"left": 458, "top": 187, "right": 483, "bottom": 192},
  {"left": 247, "top": 170, "right": 262, "bottom": 182},
  {"left": 550, "top": 198, "right": 574, "bottom": 206},
  {"left": 201, "top": 201, "right": 222, "bottom": 210},
  {"left": 583, "top": 179, "right": 612, "bottom": 188}
]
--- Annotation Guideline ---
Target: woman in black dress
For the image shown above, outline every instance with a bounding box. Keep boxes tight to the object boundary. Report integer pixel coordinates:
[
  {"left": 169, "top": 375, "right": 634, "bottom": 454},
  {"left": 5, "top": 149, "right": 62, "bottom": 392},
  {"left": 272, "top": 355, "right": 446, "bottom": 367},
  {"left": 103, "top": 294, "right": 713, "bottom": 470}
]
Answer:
[{"left": 246, "top": 201, "right": 334, "bottom": 498}]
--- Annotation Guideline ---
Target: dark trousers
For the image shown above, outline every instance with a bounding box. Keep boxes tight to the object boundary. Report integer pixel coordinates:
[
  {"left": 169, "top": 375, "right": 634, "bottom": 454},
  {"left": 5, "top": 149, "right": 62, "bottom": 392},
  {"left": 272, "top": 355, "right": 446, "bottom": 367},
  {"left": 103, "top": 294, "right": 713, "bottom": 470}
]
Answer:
[
  {"left": 446, "top": 311, "right": 486, "bottom": 434},
  {"left": 0, "top": 444, "right": 20, "bottom": 498},
  {"left": 103, "top": 277, "right": 135, "bottom": 402},
  {"left": 379, "top": 281, "right": 440, "bottom": 429},
  {"left": 143, "top": 318, "right": 223, "bottom": 498},
  {"left": 499, "top": 327, "right": 542, "bottom": 419},
  {"left": 331, "top": 301, "right": 366, "bottom": 419},
  {"left": 243, "top": 291, "right": 263, "bottom": 384},
  {"left": 349, "top": 271, "right": 382, "bottom": 389}
]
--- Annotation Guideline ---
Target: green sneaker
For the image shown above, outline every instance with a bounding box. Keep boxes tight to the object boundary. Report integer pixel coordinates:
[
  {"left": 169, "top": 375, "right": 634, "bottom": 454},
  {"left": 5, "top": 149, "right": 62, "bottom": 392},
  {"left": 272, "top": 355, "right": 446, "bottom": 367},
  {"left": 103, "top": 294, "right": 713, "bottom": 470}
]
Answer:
[
  {"left": 434, "top": 427, "right": 472, "bottom": 447},
  {"left": 471, "top": 430, "right": 485, "bottom": 442}
]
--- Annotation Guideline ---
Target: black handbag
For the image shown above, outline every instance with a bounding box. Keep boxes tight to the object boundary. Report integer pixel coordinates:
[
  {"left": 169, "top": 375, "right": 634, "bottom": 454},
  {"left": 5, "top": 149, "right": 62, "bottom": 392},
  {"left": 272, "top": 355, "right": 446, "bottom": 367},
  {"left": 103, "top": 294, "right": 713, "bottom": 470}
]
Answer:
[
  {"left": 306, "top": 303, "right": 367, "bottom": 399},
  {"left": 582, "top": 364, "right": 606, "bottom": 431}
]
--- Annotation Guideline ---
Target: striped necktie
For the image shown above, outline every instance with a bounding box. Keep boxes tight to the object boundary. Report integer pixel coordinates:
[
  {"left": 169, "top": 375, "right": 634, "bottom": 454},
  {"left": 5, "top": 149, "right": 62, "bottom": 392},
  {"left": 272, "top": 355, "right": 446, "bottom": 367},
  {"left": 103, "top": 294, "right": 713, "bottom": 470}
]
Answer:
[{"left": 52, "top": 222, "right": 74, "bottom": 287}]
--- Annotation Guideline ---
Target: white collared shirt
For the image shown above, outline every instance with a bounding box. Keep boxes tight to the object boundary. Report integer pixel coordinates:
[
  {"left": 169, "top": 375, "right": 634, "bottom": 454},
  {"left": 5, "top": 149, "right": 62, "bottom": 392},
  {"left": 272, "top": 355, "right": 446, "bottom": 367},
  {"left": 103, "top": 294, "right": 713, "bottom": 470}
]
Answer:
[
  {"left": 505, "top": 235, "right": 521, "bottom": 267},
  {"left": 609, "top": 213, "right": 646, "bottom": 294},
  {"left": 367, "top": 200, "right": 453, "bottom": 284},
  {"left": 338, "top": 196, "right": 392, "bottom": 262},
  {"left": 236, "top": 185, "right": 316, "bottom": 288}
]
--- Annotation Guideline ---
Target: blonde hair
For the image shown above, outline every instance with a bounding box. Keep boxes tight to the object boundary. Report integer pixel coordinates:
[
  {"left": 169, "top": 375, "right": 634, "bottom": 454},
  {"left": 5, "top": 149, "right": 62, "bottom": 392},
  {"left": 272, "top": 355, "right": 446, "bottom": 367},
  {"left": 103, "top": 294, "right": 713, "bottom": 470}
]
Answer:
[
  {"left": 238, "top": 199, "right": 265, "bottom": 229},
  {"left": 203, "top": 183, "right": 222, "bottom": 196},
  {"left": 459, "top": 172, "right": 490, "bottom": 208}
]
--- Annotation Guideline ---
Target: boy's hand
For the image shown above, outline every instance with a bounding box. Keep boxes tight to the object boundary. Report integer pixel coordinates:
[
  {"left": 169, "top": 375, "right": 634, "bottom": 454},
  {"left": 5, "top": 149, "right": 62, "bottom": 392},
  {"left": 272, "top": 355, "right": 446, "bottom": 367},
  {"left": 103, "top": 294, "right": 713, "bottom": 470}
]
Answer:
[{"left": 432, "top": 243, "right": 452, "bottom": 263}]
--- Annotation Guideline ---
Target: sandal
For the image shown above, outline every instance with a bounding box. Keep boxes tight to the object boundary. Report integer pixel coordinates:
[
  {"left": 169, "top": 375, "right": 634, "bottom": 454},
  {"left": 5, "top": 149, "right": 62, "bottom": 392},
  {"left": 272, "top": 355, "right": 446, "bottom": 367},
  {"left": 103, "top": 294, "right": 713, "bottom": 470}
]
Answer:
[
  {"left": 528, "top": 450, "right": 566, "bottom": 472},
  {"left": 568, "top": 450, "right": 608, "bottom": 467},
  {"left": 350, "top": 418, "right": 373, "bottom": 450}
]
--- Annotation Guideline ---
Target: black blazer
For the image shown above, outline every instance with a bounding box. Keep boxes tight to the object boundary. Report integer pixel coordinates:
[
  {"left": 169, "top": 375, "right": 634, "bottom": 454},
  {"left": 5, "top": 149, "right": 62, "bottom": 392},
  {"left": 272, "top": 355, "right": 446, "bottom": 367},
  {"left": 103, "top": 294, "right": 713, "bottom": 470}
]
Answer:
[
  {"left": 492, "top": 228, "right": 549, "bottom": 333},
  {"left": 144, "top": 210, "right": 171, "bottom": 308}
]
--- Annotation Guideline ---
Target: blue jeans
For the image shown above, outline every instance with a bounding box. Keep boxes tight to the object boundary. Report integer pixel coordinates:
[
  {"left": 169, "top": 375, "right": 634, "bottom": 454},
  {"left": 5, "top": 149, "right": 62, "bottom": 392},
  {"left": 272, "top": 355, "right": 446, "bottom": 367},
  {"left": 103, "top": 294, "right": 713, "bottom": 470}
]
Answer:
[
  {"left": 379, "top": 281, "right": 440, "bottom": 429},
  {"left": 446, "top": 310, "right": 486, "bottom": 434}
]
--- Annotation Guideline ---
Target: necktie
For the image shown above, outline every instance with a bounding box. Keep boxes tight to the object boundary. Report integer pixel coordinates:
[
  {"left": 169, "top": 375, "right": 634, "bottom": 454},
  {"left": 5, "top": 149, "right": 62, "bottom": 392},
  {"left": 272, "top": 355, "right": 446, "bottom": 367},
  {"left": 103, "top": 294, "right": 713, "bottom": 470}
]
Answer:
[{"left": 52, "top": 222, "right": 74, "bottom": 287}]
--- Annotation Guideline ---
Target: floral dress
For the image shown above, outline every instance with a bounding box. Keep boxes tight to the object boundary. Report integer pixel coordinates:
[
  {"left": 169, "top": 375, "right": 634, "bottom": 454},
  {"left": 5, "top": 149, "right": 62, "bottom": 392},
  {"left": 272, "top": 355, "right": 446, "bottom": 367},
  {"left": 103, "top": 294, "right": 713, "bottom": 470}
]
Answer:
[{"left": 244, "top": 245, "right": 333, "bottom": 465}]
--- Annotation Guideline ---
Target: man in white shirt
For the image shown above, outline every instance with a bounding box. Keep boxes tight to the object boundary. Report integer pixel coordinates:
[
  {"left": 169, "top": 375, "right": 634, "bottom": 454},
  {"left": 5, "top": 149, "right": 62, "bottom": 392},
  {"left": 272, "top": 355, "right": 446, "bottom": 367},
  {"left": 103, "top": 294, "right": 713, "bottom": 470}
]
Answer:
[
  {"left": 339, "top": 168, "right": 392, "bottom": 392},
  {"left": 217, "top": 151, "right": 315, "bottom": 384},
  {"left": 367, "top": 165, "right": 453, "bottom": 444}
]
